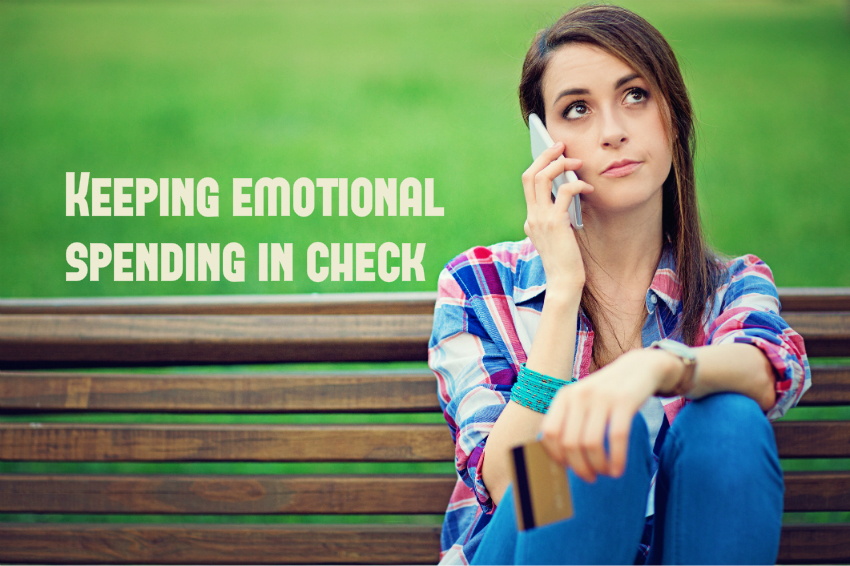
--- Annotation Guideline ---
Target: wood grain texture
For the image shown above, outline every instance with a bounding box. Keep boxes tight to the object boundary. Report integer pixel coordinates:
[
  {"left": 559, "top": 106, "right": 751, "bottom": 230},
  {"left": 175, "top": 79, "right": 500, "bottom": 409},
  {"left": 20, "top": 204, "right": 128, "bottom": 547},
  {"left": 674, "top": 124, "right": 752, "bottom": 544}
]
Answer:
[
  {"left": 0, "top": 288, "right": 847, "bottom": 566},
  {"left": 0, "top": 523, "right": 844, "bottom": 564},
  {"left": 1, "top": 309, "right": 847, "bottom": 368},
  {"left": 2, "top": 288, "right": 848, "bottom": 315},
  {"left": 0, "top": 314, "right": 432, "bottom": 367},
  {"left": 777, "top": 524, "right": 850, "bottom": 564},
  {"left": 778, "top": 288, "right": 850, "bottom": 312},
  {"left": 0, "top": 370, "right": 442, "bottom": 413},
  {"left": 0, "top": 423, "right": 454, "bottom": 462},
  {"left": 1, "top": 366, "right": 845, "bottom": 412},
  {"left": 0, "top": 422, "right": 846, "bottom": 461},
  {"left": 0, "top": 523, "right": 443, "bottom": 564},
  {"left": 772, "top": 421, "right": 850, "bottom": 458},
  {"left": 0, "top": 292, "right": 439, "bottom": 316},
  {"left": 782, "top": 311, "right": 850, "bottom": 357},
  {"left": 795, "top": 366, "right": 850, "bottom": 406},
  {"left": 1, "top": 472, "right": 844, "bottom": 515},
  {"left": 783, "top": 471, "right": 850, "bottom": 512},
  {"left": 0, "top": 474, "right": 457, "bottom": 514}
]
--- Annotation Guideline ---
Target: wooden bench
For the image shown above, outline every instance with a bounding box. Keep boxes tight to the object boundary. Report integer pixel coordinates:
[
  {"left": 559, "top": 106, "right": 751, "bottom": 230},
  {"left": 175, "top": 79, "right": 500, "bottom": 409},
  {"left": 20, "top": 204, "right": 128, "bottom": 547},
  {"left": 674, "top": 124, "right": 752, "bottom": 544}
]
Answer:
[{"left": 0, "top": 289, "right": 848, "bottom": 564}]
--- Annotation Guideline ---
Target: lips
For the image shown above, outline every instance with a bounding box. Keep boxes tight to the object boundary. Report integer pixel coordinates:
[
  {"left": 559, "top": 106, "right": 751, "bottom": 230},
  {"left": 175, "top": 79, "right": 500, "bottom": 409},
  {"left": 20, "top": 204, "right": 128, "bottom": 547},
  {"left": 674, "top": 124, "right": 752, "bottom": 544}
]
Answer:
[{"left": 601, "top": 159, "right": 642, "bottom": 178}]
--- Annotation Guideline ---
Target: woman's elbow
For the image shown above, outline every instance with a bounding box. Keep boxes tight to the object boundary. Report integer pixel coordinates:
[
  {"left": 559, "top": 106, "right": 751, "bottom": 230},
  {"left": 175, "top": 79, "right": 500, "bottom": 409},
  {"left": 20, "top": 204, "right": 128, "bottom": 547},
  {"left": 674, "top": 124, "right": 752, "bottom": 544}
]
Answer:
[
  {"left": 756, "top": 361, "right": 778, "bottom": 413},
  {"left": 758, "top": 382, "right": 777, "bottom": 412},
  {"left": 481, "top": 448, "right": 510, "bottom": 507}
]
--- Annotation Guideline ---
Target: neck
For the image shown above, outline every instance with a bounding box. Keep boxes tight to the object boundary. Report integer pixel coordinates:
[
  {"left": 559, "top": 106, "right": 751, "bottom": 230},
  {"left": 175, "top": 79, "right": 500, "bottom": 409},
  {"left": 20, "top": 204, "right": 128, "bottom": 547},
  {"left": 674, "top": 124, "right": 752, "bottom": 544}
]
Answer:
[{"left": 575, "top": 196, "right": 664, "bottom": 301}]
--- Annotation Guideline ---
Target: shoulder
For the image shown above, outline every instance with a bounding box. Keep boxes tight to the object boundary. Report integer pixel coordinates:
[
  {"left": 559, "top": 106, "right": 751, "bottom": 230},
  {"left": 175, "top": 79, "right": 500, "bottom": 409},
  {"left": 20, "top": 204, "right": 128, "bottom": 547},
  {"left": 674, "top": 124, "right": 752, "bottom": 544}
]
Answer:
[
  {"left": 714, "top": 253, "right": 780, "bottom": 313},
  {"left": 438, "top": 238, "right": 544, "bottom": 302}
]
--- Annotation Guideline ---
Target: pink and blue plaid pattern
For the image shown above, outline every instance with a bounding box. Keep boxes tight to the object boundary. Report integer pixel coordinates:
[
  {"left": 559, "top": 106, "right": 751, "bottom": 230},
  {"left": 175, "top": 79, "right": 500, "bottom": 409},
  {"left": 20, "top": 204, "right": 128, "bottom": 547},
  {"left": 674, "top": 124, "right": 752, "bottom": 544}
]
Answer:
[{"left": 428, "top": 238, "right": 811, "bottom": 565}]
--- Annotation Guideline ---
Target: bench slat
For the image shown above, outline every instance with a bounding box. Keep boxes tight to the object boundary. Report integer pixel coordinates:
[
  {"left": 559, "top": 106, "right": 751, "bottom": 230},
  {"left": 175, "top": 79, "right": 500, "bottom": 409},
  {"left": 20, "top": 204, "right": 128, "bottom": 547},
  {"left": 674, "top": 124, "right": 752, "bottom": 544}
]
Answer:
[
  {"left": 773, "top": 421, "right": 850, "bottom": 458},
  {"left": 0, "top": 423, "right": 454, "bottom": 462},
  {"left": 0, "top": 370, "right": 442, "bottom": 413},
  {"left": 0, "top": 314, "right": 432, "bottom": 367},
  {"left": 0, "top": 474, "right": 457, "bottom": 514},
  {"left": 1, "top": 472, "right": 846, "bottom": 514},
  {"left": 783, "top": 471, "right": 850, "bottom": 512},
  {"left": 782, "top": 312, "right": 850, "bottom": 357},
  {"left": 0, "top": 523, "right": 845, "bottom": 564},
  {"left": 2, "top": 311, "right": 847, "bottom": 368},
  {"left": 795, "top": 366, "right": 850, "bottom": 406},
  {"left": 0, "top": 292, "right": 439, "bottom": 316},
  {"left": 2, "top": 288, "right": 849, "bottom": 315},
  {"left": 778, "top": 288, "right": 850, "bottom": 312},
  {"left": 1, "top": 366, "right": 847, "bottom": 412},
  {"left": 778, "top": 524, "right": 850, "bottom": 564},
  {"left": 0, "top": 523, "right": 443, "bottom": 564},
  {"left": 1, "top": 421, "right": 847, "bottom": 461}
]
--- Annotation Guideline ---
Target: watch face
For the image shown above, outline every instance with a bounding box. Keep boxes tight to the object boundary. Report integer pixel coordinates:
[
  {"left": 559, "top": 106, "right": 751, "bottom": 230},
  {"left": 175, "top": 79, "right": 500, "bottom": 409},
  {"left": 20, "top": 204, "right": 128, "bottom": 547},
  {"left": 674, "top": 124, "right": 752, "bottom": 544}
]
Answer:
[{"left": 654, "top": 339, "right": 696, "bottom": 362}]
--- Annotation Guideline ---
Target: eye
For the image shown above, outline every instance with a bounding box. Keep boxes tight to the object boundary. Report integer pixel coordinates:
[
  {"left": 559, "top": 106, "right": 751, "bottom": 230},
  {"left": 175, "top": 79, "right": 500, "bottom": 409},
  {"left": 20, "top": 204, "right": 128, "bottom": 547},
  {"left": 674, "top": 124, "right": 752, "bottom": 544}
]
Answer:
[
  {"left": 563, "top": 101, "right": 590, "bottom": 120},
  {"left": 625, "top": 87, "right": 648, "bottom": 105}
]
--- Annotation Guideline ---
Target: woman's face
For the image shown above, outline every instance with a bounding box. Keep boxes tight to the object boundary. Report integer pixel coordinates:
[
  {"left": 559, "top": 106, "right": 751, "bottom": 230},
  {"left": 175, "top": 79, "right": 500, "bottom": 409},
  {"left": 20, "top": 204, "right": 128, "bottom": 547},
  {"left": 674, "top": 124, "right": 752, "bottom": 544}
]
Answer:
[{"left": 541, "top": 43, "right": 673, "bottom": 215}]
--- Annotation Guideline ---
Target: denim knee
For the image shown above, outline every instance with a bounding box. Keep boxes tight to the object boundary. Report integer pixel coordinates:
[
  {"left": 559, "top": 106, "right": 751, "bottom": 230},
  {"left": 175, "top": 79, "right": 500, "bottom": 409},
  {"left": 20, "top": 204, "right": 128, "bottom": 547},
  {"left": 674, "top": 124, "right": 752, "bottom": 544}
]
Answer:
[
  {"left": 661, "top": 392, "right": 783, "bottom": 491},
  {"left": 652, "top": 394, "right": 784, "bottom": 564}
]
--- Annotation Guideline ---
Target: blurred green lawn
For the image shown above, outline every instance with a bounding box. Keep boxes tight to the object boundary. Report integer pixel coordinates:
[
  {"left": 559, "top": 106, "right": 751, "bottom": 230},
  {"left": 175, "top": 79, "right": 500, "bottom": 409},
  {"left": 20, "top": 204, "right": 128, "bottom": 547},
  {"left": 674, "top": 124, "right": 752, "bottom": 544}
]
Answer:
[
  {"left": 1, "top": 0, "right": 848, "bottom": 297},
  {"left": 1, "top": 0, "right": 848, "bottom": 530}
]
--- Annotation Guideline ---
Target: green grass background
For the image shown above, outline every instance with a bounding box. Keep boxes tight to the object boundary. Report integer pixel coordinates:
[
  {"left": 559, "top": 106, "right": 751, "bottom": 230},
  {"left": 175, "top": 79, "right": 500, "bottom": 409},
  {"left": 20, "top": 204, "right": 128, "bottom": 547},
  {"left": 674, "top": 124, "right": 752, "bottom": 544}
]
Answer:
[
  {"left": 1, "top": 0, "right": 849, "bottom": 531},
  {"left": 1, "top": 0, "right": 848, "bottom": 297}
]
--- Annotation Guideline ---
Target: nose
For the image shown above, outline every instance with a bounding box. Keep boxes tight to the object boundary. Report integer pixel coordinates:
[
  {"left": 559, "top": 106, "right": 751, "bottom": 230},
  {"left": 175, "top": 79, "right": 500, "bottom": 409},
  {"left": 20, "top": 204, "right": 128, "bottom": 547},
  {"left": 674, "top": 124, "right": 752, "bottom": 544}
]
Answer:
[{"left": 599, "top": 109, "right": 628, "bottom": 149}]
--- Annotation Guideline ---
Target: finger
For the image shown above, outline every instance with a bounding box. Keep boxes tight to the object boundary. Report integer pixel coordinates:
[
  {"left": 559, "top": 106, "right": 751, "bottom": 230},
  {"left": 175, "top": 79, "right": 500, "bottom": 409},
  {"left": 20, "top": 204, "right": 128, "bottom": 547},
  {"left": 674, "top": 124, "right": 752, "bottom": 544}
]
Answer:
[
  {"left": 558, "top": 157, "right": 583, "bottom": 171},
  {"left": 534, "top": 156, "right": 574, "bottom": 211},
  {"left": 553, "top": 179, "right": 594, "bottom": 215},
  {"left": 540, "top": 390, "right": 570, "bottom": 467},
  {"left": 522, "top": 167, "right": 538, "bottom": 213},
  {"left": 606, "top": 407, "right": 635, "bottom": 478},
  {"left": 522, "top": 142, "right": 565, "bottom": 209},
  {"left": 534, "top": 141, "right": 567, "bottom": 169},
  {"left": 561, "top": 396, "right": 596, "bottom": 483},
  {"left": 580, "top": 402, "right": 611, "bottom": 477}
]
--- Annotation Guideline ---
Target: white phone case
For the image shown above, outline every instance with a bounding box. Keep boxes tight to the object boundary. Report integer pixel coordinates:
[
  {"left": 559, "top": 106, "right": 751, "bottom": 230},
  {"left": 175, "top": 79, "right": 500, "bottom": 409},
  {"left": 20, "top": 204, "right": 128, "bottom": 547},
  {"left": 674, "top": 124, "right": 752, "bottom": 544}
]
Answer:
[{"left": 528, "top": 113, "right": 583, "bottom": 229}]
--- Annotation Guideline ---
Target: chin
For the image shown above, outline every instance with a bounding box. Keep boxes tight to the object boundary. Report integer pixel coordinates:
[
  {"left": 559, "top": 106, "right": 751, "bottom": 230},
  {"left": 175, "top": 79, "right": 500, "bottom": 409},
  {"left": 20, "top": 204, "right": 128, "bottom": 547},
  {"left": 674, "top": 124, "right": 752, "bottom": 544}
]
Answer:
[{"left": 586, "top": 183, "right": 660, "bottom": 214}]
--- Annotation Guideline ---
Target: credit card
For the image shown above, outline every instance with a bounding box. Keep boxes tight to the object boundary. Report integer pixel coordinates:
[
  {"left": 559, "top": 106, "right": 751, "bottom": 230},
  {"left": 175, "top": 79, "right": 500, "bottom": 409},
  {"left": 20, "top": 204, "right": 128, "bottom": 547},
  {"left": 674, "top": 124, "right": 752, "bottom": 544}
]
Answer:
[{"left": 510, "top": 439, "right": 574, "bottom": 530}]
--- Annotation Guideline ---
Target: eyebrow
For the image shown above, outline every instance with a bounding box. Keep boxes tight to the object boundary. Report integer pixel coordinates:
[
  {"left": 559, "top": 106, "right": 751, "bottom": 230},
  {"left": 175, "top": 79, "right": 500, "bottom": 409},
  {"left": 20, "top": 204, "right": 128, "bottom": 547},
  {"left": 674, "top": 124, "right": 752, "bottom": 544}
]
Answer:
[{"left": 552, "top": 72, "right": 642, "bottom": 106}]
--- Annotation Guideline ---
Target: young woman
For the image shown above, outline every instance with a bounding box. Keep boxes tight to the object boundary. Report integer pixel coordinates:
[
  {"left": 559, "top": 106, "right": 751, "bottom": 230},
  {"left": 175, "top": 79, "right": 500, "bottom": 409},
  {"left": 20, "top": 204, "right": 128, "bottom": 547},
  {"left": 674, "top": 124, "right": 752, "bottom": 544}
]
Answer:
[{"left": 428, "top": 4, "right": 811, "bottom": 564}]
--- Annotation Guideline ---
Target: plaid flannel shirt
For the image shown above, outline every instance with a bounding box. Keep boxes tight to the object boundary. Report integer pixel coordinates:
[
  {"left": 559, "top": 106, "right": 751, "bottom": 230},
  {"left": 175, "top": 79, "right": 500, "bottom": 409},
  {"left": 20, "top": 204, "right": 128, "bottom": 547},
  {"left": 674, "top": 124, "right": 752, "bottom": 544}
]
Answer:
[{"left": 428, "top": 238, "right": 811, "bottom": 565}]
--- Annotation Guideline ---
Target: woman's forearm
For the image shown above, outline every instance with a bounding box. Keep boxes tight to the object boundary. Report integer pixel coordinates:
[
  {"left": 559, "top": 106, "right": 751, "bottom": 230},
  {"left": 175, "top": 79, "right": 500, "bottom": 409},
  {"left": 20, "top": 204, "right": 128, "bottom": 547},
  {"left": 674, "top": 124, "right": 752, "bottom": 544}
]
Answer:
[
  {"left": 522, "top": 288, "right": 583, "bottom": 380},
  {"left": 650, "top": 342, "right": 776, "bottom": 410},
  {"left": 481, "top": 288, "right": 582, "bottom": 506},
  {"left": 481, "top": 400, "right": 545, "bottom": 506},
  {"left": 688, "top": 343, "right": 777, "bottom": 410}
]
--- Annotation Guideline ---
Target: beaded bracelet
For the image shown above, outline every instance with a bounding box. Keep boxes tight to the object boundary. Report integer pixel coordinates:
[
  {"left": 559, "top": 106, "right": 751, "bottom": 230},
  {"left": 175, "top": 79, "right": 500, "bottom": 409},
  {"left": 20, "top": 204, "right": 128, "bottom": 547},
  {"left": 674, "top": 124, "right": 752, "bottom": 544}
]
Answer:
[{"left": 511, "top": 363, "right": 577, "bottom": 414}]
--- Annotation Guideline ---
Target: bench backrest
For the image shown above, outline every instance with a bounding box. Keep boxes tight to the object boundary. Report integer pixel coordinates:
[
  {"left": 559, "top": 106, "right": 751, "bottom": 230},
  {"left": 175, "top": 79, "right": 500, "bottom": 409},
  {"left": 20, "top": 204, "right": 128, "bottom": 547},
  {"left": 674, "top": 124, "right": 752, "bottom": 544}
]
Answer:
[{"left": 0, "top": 289, "right": 848, "bottom": 564}]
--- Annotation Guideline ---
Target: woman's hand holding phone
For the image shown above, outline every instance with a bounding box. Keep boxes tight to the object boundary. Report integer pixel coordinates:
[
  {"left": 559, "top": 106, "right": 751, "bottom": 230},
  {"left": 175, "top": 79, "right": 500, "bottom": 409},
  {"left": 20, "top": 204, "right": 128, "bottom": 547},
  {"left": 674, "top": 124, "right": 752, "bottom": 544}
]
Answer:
[{"left": 521, "top": 140, "right": 594, "bottom": 294}]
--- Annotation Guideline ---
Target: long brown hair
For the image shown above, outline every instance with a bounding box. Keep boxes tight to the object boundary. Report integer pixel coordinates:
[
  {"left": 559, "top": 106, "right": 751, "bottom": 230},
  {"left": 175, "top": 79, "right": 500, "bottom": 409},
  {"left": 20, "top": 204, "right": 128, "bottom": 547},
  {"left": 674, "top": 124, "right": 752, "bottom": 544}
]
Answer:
[{"left": 519, "top": 4, "right": 723, "bottom": 366}]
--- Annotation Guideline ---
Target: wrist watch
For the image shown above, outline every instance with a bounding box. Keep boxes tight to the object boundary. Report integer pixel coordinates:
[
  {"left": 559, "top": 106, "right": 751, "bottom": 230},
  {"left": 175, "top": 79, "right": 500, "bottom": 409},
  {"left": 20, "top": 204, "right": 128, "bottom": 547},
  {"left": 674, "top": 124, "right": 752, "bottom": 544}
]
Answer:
[{"left": 650, "top": 339, "right": 698, "bottom": 398}]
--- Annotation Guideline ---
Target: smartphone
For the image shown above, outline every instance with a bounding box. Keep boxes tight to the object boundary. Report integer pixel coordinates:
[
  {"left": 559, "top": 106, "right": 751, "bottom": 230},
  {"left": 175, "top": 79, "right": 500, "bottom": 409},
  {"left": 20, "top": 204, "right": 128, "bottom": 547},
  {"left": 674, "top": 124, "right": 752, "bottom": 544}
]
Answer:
[{"left": 528, "top": 113, "right": 583, "bottom": 229}]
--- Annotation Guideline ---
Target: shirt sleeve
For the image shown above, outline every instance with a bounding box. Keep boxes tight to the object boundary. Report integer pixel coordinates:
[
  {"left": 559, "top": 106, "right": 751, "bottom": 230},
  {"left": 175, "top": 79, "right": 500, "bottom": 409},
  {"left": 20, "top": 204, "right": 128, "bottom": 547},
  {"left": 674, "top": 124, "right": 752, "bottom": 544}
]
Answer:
[
  {"left": 428, "top": 266, "right": 517, "bottom": 514},
  {"left": 706, "top": 254, "right": 812, "bottom": 420}
]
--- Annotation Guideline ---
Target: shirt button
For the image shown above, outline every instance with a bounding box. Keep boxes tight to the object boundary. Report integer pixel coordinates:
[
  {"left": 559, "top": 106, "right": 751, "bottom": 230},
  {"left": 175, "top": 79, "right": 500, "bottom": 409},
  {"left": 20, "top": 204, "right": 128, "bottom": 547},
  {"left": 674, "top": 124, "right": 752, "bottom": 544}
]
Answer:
[{"left": 650, "top": 295, "right": 658, "bottom": 305}]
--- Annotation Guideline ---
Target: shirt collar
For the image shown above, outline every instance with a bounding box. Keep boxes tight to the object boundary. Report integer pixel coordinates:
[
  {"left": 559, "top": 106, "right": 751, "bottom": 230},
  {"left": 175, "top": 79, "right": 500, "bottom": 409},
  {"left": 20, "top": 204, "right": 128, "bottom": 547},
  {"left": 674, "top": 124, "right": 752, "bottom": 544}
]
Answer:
[
  {"left": 646, "top": 242, "right": 681, "bottom": 314},
  {"left": 515, "top": 240, "right": 680, "bottom": 314}
]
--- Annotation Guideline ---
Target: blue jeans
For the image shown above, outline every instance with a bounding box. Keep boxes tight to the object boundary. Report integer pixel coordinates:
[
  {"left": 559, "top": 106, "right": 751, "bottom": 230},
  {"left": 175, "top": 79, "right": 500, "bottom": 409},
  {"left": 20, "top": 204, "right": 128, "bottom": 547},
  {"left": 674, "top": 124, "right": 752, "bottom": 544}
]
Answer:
[{"left": 471, "top": 393, "right": 784, "bottom": 565}]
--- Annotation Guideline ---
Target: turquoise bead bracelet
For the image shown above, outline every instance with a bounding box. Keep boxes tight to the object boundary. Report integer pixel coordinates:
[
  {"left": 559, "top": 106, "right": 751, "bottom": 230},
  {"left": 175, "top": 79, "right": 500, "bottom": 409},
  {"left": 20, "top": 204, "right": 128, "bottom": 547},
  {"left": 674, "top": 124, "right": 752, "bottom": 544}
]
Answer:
[{"left": 511, "top": 363, "right": 577, "bottom": 414}]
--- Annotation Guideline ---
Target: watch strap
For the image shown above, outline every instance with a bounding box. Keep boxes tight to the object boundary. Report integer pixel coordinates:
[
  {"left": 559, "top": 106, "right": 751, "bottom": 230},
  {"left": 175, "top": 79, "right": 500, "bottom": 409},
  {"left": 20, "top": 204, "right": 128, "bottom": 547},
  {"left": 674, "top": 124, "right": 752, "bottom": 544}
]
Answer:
[{"left": 650, "top": 339, "right": 697, "bottom": 397}]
